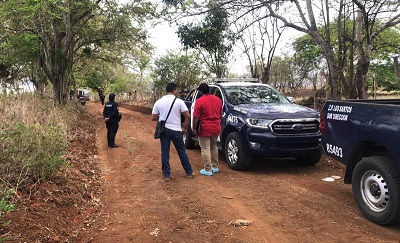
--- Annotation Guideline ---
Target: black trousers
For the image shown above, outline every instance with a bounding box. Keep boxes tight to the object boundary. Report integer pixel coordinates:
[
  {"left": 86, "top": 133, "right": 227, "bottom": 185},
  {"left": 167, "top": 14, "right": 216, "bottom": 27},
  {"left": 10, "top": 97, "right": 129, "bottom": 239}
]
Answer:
[{"left": 106, "top": 121, "right": 119, "bottom": 146}]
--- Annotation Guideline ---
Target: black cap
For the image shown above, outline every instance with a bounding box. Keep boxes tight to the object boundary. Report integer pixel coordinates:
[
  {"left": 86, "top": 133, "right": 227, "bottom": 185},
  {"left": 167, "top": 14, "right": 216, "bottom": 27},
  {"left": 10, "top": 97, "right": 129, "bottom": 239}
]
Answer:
[
  {"left": 109, "top": 93, "right": 116, "bottom": 101},
  {"left": 197, "top": 83, "right": 209, "bottom": 94}
]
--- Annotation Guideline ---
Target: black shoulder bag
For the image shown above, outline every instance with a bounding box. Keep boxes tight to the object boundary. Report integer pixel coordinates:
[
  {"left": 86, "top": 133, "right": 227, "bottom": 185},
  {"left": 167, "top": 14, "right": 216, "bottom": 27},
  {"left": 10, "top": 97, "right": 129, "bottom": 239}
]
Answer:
[{"left": 154, "top": 98, "right": 177, "bottom": 139}]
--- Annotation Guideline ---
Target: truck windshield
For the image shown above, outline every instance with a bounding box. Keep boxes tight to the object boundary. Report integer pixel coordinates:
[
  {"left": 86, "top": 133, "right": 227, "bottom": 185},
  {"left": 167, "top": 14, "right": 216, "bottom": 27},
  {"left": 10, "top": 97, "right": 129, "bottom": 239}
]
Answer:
[{"left": 224, "top": 85, "right": 290, "bottom": 105}]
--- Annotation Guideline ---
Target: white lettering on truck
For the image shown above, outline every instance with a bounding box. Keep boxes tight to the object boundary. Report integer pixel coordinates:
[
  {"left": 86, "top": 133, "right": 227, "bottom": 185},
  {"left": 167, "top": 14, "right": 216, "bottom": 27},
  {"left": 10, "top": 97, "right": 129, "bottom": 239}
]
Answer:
[
  {"left": 326, "top": 113, "right": 348, "bottom": 121},
  {"left": 326, "top": 105, "right": 353, "bottom": 121},
  {"left": 327, "top": 105, "right": 352, "bottom": 113},
  {"left": 326, "top": 143, "right": 343, "bottom": 158}
]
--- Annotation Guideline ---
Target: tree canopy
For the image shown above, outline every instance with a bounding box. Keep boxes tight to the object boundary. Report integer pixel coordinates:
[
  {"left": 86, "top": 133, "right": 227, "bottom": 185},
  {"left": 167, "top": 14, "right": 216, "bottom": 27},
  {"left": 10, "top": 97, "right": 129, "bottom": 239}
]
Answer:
[
  {"left": 176, "top": 3, "right": 235, "bottom": 78},
  {"left": 0, "top": 0, "right": 155, "bottom": 104}
]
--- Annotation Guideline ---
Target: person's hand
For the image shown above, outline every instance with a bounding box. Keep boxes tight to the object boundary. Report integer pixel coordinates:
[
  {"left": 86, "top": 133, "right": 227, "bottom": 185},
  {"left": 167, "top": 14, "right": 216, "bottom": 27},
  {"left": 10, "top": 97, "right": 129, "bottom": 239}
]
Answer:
[
  {"left": 192, "top": 129, "right": 197, "bottom": 136},
  {"left": 182, "top": 127, "right": 187, "bottom": 134}
]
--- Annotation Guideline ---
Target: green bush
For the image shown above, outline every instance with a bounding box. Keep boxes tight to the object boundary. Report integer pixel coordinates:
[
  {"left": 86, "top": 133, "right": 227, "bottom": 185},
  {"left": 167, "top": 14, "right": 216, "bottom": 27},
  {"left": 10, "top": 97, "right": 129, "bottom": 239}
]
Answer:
[
  {"left": 0, "top": 122, "right": 68, "bottom": 186},
  {"left": 0, "top": 93, "right": 78, "bottom": 187},
  {"left": 0, "top": 189, "right": 14, "bottom": 217},
  {"left": 0, "top": 188, "right": 15, "bottom": 242}
]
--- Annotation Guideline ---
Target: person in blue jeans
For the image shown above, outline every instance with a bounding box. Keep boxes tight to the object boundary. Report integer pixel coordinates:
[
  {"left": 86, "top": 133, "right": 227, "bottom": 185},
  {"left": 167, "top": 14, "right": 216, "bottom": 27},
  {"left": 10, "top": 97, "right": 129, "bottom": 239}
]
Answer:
[{"left": 152, "top": 82, "right": 193, "bottom": 181}]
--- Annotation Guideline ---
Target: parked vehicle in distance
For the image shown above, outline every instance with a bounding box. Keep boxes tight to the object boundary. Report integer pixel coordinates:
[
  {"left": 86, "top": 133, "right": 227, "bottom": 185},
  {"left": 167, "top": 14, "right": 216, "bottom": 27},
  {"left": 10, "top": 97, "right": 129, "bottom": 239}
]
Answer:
[
  {"left": 77, "top": 93, "right": 90, "bottom": 101},
  {"left": 70, "top": 89, "right": 91, "bottom": 102},
  {"left": 320, "top": 99, "right": 400, "bottom": 225},
  {"left": 183, "top": 80, "right": 322, "bottom": 171}
]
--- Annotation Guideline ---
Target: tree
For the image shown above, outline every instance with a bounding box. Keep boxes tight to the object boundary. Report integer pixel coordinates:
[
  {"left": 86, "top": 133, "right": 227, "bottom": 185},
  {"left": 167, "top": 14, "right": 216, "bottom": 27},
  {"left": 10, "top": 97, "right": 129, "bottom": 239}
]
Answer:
[
  {"left": 0, "top": 0, "right": 154, "bottom": 104},
  {"left": 232, "top": 2, "right": 285, "bottom": 83},
  {"left": 269, "top": 56, "right": 292, "bottom": 93},
  {"left": 292, "top": 35, "right": 324, "bottom": 91},
  {"left": 152, "top": 51, "right": 208, "bottom": 97},
  {"left": 176, "top": 2, "right": 235, "bottom": 78},
  {"left": 394, "top": 55, "right": 400, "bottom": 88},
  {"left": 267, "top": 0, "right": 400, "bottom": 99},
  {"left": 370, "top": 61, "right": 397, "bottom": 93},
  {"left": 292, "top": 18, "right": 400, "bottom": 98},
  {"left": 174, "top": 0, "right": 400, "bottom": 99}
]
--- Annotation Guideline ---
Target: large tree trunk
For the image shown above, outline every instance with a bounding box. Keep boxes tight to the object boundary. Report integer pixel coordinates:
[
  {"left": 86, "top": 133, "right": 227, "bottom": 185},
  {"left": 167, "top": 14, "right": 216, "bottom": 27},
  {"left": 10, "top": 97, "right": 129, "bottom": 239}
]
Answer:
[
  {"left": 355, "top": 10, "right": 371, "bottom": 99},
  {"left": 32, "top": 58, "right": 46, "bottom": 95},
  {"left": 261, "top": 63, "right": 271, "bottom": 84},
  {"left": 394, "top": 56, "right": 400, "bottom": 89},
  {"left": 312, "top": 33, "right": 340, "bottom": 100},
  {"left": 52, "top": 74, "right": 69, "bottom": 105},
  {"left": 355, "top": 10, "right": 364, "bottom": 99}
]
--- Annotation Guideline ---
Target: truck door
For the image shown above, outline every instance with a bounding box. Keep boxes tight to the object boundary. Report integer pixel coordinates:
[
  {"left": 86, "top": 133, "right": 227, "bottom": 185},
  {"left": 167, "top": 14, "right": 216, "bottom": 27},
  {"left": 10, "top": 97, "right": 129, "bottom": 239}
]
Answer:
[
  {"left": 209, "top": 86, "right": 224, "bottom": 143},
  {"left": 189, "top": 90, "right": 202, "bottom": 131}
]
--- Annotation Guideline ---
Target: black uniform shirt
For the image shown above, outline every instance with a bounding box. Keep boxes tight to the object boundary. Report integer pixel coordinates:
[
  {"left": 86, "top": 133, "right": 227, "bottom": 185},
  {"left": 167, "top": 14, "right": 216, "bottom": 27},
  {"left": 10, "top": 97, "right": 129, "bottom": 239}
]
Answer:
[{"left": 103, "top": 100, "right": 119, "bottom": 122}]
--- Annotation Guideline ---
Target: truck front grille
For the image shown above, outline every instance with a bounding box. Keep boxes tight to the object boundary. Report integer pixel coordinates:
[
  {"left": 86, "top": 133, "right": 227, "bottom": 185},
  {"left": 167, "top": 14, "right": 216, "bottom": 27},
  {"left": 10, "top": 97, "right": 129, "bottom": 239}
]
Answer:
[{"left": 270, "top": 119, "right": 320, "bottom": 135}]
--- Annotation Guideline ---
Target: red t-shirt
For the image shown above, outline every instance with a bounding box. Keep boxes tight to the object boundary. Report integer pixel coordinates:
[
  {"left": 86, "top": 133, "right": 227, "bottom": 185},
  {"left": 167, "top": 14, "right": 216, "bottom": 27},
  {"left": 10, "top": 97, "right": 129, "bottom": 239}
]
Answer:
[{"left": 193, "top": 94, "right": 223, "bottom": 137}]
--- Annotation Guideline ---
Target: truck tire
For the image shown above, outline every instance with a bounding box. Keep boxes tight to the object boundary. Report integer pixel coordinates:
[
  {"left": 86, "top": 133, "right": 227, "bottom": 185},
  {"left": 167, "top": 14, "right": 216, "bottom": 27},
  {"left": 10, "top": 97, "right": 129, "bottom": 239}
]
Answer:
[
  {"left": 183, "top": 124, "right": 195, "bottom": 149},
  {"left": 224, "top": 132, "right": 251, "bottom": 171},
  {"left": 295, "top": 151, "right": 321, "bottom": 166},
  {"left": 352, "top": 156, "right": 400, "bottom": 225}
]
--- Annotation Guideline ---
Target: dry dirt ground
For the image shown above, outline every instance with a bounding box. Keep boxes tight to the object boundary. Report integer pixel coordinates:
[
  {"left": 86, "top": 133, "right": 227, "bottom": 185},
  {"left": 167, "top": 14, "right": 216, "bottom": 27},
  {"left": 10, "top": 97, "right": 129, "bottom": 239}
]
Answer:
[{"left": 3, "top": 101, "right": 400, "bottom": 242}]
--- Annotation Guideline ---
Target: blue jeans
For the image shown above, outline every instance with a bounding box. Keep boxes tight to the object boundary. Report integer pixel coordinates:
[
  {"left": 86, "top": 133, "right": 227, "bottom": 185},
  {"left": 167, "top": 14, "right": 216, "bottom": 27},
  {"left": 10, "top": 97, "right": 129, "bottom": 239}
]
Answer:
[{"left": 160, "top": 128, "right": 193, "bottom": 178}]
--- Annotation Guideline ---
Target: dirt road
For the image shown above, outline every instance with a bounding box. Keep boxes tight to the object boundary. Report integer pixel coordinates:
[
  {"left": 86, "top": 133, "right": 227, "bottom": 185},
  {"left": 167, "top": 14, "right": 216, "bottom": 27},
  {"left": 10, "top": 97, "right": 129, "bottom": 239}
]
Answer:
[{"left": 85, "top": 101, "right": 400, "bottom": 242}]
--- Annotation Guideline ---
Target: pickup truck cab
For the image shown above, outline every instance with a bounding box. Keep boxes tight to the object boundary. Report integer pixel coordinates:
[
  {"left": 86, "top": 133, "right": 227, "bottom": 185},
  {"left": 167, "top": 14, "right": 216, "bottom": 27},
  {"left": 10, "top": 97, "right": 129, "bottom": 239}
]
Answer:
[
  {"left": 183, "top": 81, "right": 322, "bottom": 171},
  {"left": 320, "top": 99, "right": 400, "bottom": 225}
]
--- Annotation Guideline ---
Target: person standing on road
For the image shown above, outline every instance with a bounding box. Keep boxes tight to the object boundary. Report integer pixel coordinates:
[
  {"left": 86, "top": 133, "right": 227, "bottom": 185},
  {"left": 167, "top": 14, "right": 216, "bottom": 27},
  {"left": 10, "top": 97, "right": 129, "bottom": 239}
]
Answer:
[
  {"left": 152, "top": 82, "right": 194, "bottom": 181},
  {"left": 192, "top": 83, "right": 223, "bottom": 176},
  {"left": 100, "top": 92, "right": 105, "bottom": 105},
  {"left": 103, "top": 93, "right": 120, "bottom": 148}
]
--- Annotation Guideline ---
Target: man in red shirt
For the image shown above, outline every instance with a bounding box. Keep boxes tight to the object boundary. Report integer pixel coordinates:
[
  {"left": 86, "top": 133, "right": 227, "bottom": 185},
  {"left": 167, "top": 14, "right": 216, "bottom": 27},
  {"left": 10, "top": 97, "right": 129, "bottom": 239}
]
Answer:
[{"left": 193, "top": 83, "right": 223, "bottom": 176}]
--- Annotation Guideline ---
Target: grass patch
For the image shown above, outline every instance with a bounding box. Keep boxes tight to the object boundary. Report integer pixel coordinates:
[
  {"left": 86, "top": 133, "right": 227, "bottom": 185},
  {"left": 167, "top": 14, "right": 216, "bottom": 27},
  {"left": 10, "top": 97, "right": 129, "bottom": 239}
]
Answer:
[{"left": 0, "top": 93, "right": 80, "bottom": 188}]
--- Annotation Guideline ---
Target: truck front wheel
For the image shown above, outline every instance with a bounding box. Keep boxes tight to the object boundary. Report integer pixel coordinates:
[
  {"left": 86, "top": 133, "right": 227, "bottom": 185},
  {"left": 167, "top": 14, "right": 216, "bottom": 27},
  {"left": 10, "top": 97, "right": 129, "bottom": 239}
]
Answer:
[
  {"left": 224, "top": 132, "right": 251, "bottom": 171},
  {"left": 352, "top": 156, "right": 400, "bottom": 225}
]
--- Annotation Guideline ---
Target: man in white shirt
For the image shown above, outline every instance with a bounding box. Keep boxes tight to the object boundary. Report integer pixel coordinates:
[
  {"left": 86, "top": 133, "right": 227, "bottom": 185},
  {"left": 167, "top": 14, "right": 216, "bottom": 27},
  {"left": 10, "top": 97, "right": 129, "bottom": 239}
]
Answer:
[{"left": 152, "top": 82, "right": 193, "bottom": 181}]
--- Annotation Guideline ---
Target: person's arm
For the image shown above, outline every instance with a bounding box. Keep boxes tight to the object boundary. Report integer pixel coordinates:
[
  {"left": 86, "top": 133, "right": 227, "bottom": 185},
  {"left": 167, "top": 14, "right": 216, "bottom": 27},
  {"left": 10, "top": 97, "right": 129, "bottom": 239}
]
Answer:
[
  {"left": 103, "top": 105, "right": 110, "bottom": 122},
  {"left": 192, "top": 116, "right": 199, "bottom": 136},
  {"left": 192, "top": 100, "right": 201, "bottom": 136},
  {"left": 182, "top": 110, "right": 190, "bottom": 134},
  {"left": 152, "top": 114, "right": 159, "bottom": 121},
  {"left": 151, "top": 102, "right": 160, "bottom": 121}
]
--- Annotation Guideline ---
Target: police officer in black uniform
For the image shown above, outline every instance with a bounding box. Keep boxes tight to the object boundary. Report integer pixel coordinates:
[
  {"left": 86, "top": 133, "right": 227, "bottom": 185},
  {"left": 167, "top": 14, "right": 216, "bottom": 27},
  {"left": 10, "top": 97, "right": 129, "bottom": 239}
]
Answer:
[
  {"left": 100, "top": 92, "right": 105, "bottom": 105},
  {"left": 103, "top": 93, "right": 120, "bottom": 148}
]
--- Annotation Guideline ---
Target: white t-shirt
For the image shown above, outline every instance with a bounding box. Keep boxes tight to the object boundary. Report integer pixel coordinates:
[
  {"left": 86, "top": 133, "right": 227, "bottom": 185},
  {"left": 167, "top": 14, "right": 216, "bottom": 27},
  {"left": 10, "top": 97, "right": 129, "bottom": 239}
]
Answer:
[{"left": 152, "top": 95, "right": 188, "bottom": 131}]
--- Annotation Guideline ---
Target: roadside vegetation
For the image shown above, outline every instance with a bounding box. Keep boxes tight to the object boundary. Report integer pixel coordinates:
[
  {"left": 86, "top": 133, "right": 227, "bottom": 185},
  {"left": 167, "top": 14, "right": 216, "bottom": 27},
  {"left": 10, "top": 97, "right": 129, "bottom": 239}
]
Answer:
[
  {"left": 0, "top": 93, "right": 83, "bottom": 239},
  {"left": 0, "top": 93, "right": 78, "bottom": 186}
]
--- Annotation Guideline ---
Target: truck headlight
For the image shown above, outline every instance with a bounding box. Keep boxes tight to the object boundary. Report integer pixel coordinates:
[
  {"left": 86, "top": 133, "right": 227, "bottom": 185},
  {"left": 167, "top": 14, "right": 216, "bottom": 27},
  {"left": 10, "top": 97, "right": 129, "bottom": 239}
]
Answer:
[{"left": 246, "top": 118, "right": 272, "bottom": 129}]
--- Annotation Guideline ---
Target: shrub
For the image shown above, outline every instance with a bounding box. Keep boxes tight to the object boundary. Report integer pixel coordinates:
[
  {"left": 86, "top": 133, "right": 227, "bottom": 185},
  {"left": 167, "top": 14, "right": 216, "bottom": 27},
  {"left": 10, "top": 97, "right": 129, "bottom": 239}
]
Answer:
[
  {"left": 0, "top": 122, "right": 68, "bottom": 186},
  {"left": 0, "top": 93, "right": 77, "bottom": 188},
  {"left": 0, "top": 188, "right": 15, "bottom": 242},
  {"left": 0, "top": 189, "right": 14, "bottom": 218}
]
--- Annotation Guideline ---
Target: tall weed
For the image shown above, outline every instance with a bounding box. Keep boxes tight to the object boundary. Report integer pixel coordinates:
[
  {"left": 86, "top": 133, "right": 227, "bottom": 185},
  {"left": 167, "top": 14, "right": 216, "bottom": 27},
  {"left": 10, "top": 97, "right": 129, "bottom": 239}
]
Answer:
[
  {"left": 0, "top": 123, "right": 68, "bottom": 185},
  {"left": 0, "top": 93, "right": 79, "bottom": 188}
]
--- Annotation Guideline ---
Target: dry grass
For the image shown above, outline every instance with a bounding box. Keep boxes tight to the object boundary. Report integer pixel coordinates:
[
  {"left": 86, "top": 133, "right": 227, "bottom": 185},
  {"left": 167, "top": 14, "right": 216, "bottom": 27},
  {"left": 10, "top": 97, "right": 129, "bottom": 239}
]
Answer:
[
  {"left": 0, "top": 93, "right": 83, "bottom": 190},
  {"left": 0, "top": 94, "right": 79, "bottom": 139}
]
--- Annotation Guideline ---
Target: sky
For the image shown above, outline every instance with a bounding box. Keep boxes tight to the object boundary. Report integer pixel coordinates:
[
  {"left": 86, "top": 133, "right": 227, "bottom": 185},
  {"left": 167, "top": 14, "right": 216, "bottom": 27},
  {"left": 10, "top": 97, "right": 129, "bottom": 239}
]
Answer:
[
  {"left": 147, "top": 22, "right": 181, "bottom": 57},
  {"left": 148, "top": 20, "right": 301, "bottom": 76}
]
